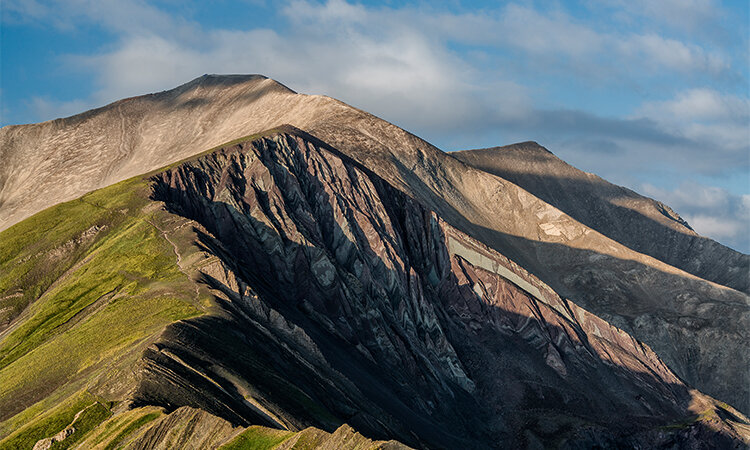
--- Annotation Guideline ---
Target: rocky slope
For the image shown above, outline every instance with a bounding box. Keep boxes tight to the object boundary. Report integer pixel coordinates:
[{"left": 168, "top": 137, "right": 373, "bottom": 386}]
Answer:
[
  {"left": 1, "top": 74, "right": 747, "bottom": 416},
  {"left": 452, "top": 142, "right": 749, "bottom": 293},
  {"left": 140, "top": 129, "right": 749, "bottom": 447},
  {"left": 4, "top": 129, "right": 749, "bottom": 448},
  {"left": 1, "top": 75, "right": 749, "bottom": 448},
  {"left": 31, "top": 404, "right": 407, "bottom": 449}
]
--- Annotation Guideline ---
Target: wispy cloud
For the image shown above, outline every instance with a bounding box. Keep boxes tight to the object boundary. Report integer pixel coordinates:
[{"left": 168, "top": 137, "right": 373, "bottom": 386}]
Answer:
[
  {"left": 3, "top": 0, "right": 191, "bottom": 36},
  {"left": 639, "top": 88, "right": 750, "bottom": 122},
  {"left": 641, "top": 182, "right": 750, "bottom": 251},
  {"left": 486, "top": 5, "right": 729, "bottom": 77},
  {"left": 28, "top": 96, "right": 93, "bottom": 121},
  {"left": 593, "top": 0, "right": 725, "bottom": 36},
  {"left": 632, "top": 89, "right": 750, "bottom": 172}
]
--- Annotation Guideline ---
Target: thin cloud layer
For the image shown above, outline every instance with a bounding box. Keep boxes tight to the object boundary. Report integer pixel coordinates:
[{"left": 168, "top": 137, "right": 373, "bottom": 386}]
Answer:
[
  {"left": 642, "top": 182, "right": 750, "bottom": 251},
  {"left": 3, "top": 0, "right": 748, "bottom": 252}
]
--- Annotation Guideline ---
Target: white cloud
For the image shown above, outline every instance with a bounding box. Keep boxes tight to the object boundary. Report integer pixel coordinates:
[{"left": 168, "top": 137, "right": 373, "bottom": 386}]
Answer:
[
  {"left": 4, "top": 0, "right": 191, "bottom": 36},
  {"left": 594, "top": 0, "right": 723, "bottom": 35},
  {"left": 413, "top": 4, "right": 731, "bottom": 77},
  {"left": 28, "top": 97, "right": 94, "bottom": 122},
  {"left": 616, "top": 33, "right": 728, "bottom": 74},
  {"left": 683, "top": 214, "right": 746, "bottom": 240},
  {"left": 283, "top": 0, "right": 366, "bottom": 24},
  {"left": 495, "top": 5, "right": 603, "bottom": 57},
  {"left": 642, "top": 181, "right": 731, "bottom": 210},
  {"left": 639, "top": 89, "right": 750, "bottom": 122},
  {"left": 76, "top": 34, "right": 205, "bottom": 101},
  {"left": 641, "top": 182, "right": 749, "bottom": 251},
  {"left": 633, "top": 89, "right": 750, "bottom": 166}
]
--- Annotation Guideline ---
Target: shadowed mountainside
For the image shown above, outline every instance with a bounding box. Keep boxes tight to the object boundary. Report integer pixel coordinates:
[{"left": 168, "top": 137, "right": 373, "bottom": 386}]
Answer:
[
  {"left": 1, "top": 129, "right": 747, "bottom": 448},
  {"left": 452, "top": 142, "right": 749, "bottom": 293},
  {"left": 1, "top": 74, "right": 749, "bottom": 447}
]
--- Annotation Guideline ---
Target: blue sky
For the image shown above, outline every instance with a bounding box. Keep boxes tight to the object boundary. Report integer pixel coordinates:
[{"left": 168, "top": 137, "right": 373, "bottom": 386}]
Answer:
[{"left": 2, "top": 0, "right": 749, "bottom": 251}]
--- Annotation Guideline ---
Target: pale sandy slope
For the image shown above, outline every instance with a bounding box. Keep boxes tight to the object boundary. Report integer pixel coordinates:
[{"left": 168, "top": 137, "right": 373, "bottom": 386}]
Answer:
[
  {"left": 452, "top": 142, "right": 749, "bottom": 293},
  {"left": 1, "top": 74, "right": 748, "bottom": 413}
]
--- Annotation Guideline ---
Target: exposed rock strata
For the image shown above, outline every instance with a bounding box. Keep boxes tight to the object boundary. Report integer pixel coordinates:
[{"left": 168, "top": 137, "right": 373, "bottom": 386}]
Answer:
[{"left": 137, "top": 130, "right": 746, "bottom": 448}]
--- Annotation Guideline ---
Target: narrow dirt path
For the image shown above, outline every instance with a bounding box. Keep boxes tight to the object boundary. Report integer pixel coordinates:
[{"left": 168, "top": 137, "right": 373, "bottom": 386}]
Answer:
[{"left": 146, "top": 218, "right": 201, "bottom": 304}]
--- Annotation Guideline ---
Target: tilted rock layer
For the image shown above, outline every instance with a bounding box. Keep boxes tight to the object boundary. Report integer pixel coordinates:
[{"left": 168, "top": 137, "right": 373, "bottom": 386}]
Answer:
[{"left": 136, "top": 129, "right": 746, "bottom": 447}]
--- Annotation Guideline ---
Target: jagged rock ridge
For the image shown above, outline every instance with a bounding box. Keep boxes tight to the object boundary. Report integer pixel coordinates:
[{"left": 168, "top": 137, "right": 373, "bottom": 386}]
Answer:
[{"left": 133, "top": 129, "right": 746, "bottom": 447}]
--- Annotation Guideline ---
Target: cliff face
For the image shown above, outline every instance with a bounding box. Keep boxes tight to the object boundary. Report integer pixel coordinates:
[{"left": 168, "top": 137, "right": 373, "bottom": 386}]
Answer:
[{"left": 140, "top": 129, "right": 742, "bottom": 447}]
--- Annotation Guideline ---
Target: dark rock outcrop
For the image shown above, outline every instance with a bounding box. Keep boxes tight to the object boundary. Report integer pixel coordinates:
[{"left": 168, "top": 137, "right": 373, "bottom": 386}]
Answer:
[{"left": 136, "top": 129, "right": 747, "bottom": 448}]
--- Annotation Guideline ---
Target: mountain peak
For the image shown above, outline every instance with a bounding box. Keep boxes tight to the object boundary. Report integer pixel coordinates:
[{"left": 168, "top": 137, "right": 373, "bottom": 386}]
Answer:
[{"left": 174, "top": 73, "right": 297, "bottom": 95}]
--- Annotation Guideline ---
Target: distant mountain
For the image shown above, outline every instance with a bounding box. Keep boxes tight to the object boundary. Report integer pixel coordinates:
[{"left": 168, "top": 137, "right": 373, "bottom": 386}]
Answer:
[
  {"left": 452, "top": 142, "right": 747, "bottom": 292},
  {"left": 0, "top": 75, "right": 748, "bottom": 448}
]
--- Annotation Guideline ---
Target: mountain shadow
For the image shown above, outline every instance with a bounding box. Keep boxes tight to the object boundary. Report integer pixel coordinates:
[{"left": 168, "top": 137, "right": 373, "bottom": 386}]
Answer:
[{"left": 452, "top": 143, "right": 749, "bottom": 293}]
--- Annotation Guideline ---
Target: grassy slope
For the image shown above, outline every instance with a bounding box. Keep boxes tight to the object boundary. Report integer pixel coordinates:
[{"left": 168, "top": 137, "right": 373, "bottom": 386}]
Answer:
[
  {"left": 0, "top": 129, "right": 334, "bottom": 449},
  {"left": 220, "top": 426, "right": 295, "bottom": 450},
  {"left": 0, "top": 129, "right": 407, "bottom": 449},
  {"left": 0, "top": 177, "right": 202, "bottom": 448}
]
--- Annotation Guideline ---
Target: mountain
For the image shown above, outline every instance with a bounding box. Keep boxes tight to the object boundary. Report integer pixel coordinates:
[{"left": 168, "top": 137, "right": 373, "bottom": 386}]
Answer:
[
  {"left": 452, "top": 142, "right": 748, "bottom": 292},
  {"left": 0, "top": 75, "right": 748, "bottom": 448}
]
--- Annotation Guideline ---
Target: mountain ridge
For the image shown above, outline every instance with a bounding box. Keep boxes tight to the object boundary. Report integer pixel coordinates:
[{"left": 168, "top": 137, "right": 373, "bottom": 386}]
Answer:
[
  {"left": 2, "top": 75, "right": 747, "bottom": 412},
  {"left": 2, "top": 129, "right": 747, "bottom": 448},
  {"left": 1, "top": 75, "right": 749, "bottom": 447}
]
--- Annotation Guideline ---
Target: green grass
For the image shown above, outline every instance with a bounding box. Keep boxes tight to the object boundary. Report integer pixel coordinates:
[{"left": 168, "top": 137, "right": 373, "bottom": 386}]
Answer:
[
  {"left": 70, "top": 406, "right": 164, "bottom": 449},
  {"left": 1, "top": 217, "right": 181, "bottom": 367},
  {"left": 101, "top": 410, "right": 163, "bottom": 450},
  {"left": 0, "top": 177, "right": 149, "bottom": 331},
  {"left": 0, "top": 175, "right": 201, "bottom": 443},
  {"left": 219, "top": 426, "right": 295, "bottom": 450},
  {"left": 0, "top": 390, "right": 108, "bottom": 450},
  {"left": 50, "top": 401, "right": 112, "bottom": 449}
]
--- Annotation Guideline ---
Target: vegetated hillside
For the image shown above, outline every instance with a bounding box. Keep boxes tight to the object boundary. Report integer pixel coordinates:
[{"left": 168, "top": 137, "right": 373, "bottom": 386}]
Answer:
[
  {"left": 452, "top": 142, "right": 749, "bottom": 293},
  {"left": 0, "top": 130, "right": 408, "bottom": 450},
  {"left": 1, "top": 75, "right": 748, "bottom": 415},
  {"left": 0, "top": 129, "right": 748, "bottom": 449}
]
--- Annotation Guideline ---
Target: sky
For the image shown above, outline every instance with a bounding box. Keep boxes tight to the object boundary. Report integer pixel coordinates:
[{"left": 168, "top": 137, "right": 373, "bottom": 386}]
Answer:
[{"left": 1, "top": 0, "right": 749, "bottom": 252}]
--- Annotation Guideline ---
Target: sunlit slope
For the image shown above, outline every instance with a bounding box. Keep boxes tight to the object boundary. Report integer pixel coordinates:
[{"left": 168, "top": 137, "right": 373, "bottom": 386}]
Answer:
[
  {"left": 0, "top": 176, "right": 204, "bottom": 448},
  {"left": 1, "top": 127, "right": 747, "bottom": 449},
  {"left": 453, "top": 142, "right": 748, "bottom": 292}
]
